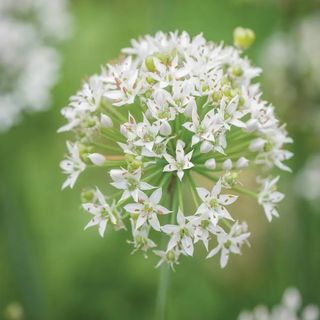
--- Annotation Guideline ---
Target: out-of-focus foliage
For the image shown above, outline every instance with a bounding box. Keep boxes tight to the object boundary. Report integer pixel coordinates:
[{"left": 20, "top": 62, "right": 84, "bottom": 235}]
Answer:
[{"left": 0, "top": 0, "right": 319, "bottom": 319}]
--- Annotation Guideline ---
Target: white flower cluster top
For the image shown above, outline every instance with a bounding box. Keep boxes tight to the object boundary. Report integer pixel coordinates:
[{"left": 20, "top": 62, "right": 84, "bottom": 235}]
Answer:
[
  {"left": 59, "top": 31, "right": 293, "bottom": 269},
  {"left": 0, "top": 0, "right": 72, "bottom": 131},
  {"left": 238, "top": 287, "right": 319, "bottom": 320}
]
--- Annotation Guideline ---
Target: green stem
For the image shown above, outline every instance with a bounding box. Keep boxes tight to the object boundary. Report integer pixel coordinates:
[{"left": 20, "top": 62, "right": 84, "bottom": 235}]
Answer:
[{"left": 155, "top": 176, "right": 177, "bottom": 320}]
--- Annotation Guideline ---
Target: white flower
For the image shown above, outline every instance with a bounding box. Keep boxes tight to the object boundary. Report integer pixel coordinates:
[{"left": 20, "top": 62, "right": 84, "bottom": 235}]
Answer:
[
  {"left": 128, "top": 222, "right": 157, "bottom": 255},
  {"left": 0, "top": 0, "right": 72, "bottom": 132},
  {"left": 207, "top": 222, "right": 250, "bottom": 268},
  {"left": 258, "top": 176, "right": 284, "bottom": 222},
  {"left": 163, "top": 140, "right": 194, "bottom": 180},
  {"left": 124, "top": 188, "right": 170, "bottom": 231},
  {"left": 110, "top": 168, "right": 154, "bottom": 201},
  {"left": 196, "top": 179, "right": 237, "bottom": 223},
  {"left": 60, "top": 142, "right": 86, "bottom": 189},
  {"left": 88, "top": 153, "right": 106, "bottom": 166},
  {"left": 154, "top": 248, "right": 181, "bottom": 270},
  {"left": 59, "top": 31, "right": 293, "bottom": 268},
  {"left": 162, "top": 210, "right": 194, "bottom": 256},
  {"left": 183, "top": 108, "right": 217, "bottom": 149},
  {"left": 237, "top": 287, "right": 320, "bottom": 320},
  {"left": 104, "top": 56, "right": 140, "bottom": 106},
  {"left": 82, "top": 188, "right": 121, "bottom": 237}
]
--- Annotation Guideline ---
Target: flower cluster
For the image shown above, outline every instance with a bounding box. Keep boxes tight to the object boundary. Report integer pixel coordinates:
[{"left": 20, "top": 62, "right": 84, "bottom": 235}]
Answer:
[
  {"left": 59, "top": 31, "right": 292, "bottom": 269},
  {"left": 238, "top": 287, "right": 319, "bottom": 320},
  {"left": 0, "top": 0, "right": 72, "bottom": 132}
]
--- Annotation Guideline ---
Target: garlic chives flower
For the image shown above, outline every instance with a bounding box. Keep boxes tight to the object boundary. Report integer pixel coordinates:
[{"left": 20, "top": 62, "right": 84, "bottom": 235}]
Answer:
[
  {"left": 59, "top": 31, "right": 293, "bottom": 269},
  {"left": 238, "top": 287, "right": 319, "bottom": 320},
  {"left": 0, "top": 0, "right": 72, "bottom": 132}
]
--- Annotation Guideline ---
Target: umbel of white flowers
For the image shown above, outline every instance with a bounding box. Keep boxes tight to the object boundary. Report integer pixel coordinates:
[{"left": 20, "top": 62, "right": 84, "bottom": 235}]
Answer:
[
  {"left": 59, "top": 30, "right": 293, "bottom": 269},
  {"left": 0, "top": 0, "right": 72, "bottom": 132},
  {"left": 238, "top": 287, "right": 319, "bottom": 320}
]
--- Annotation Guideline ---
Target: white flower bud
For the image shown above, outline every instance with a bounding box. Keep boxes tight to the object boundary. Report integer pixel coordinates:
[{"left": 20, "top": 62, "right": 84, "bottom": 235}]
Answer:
[
  {"left": 120, "top": 124, "right": 128, "bottom": 136},
  {"left": 246, "top": 119, "right": 258, "bottom": 132},
  {"left": 160, "top": 122, "right": 172, "bottom": 136},
  {"left": 200, "top": 141, "right": 213, "bottom": 153},
  {"left": 100, "top": 114, "right": 113, "bottom": 128},
  {"left": 205, "top": 158, "right": 216, "bottom": 170},
  {"left": 88, "top": 153, "right": 105, "bottom": 166},
  {"left": 236, "top": 157, "right": 249, "bottom": 169},
  {"left": 249, "top": 138, "right": 266, "bottom": 152},
  {"left": 223, "top": 159, "right": 233, "bottom": 171}
]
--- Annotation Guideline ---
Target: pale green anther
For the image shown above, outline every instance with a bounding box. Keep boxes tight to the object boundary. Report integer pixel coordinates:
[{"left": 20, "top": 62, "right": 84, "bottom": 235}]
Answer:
[
  {"left": 263, "top": 141, "right": 273, "bottom": 152},
  {"left": 158, "top": 110, "right": 169, "bottom": 119},
  {"left": 131, "top": 213, "right": 139, "bottom": 220},
  {"left": 128, "top": 160, "right": 142, "bottom": 172},
  {"left": 166, "top": 250, "right": 176, "bottom": 262},
  {"left": 154, "top": 143, "right": 165, "bottom": 155},
  {"left": 155, "top": 52, "right": 169, "bottom": 65},
  {"left": 137, "top": 236, "right": 147, "bottom": 246},
  {"left": 145, "top": 56, "right": 156, "bottom": 72},
  {"left": 144, "top": 89, "right": 153, "bottom": 99},
  {"left": 143, "top": 203, "right": 153, "bottom": 214},
  {"left": 225, "top": 239, "right": 232, "bottom": 249},
  {"left": 225, "top": 172, "right": 239, "bottom": 187},
  {"left": 209, "top": 198, "right": 218, "bottom": 209},
  {"left": 127, "top": 177, "right": 139, "bottom": 191},
  {"left": 231, "top": 65, "right": 243, "bottom": 77},
  {"left": 201, "top": 219, "right": 210, "bottom": 229},
  {"left": 146, "top": 76, "right": 157, "bottom": 85},
  {"left": 202, "top": 84, "right": 210, "bottom": 92},
  {"left": 233, "top": 27, "right": 256, "bottom": 50},
  {"left": 221, "top": 76, "right": 231, "bottom": 86},
  {"left": 176, "top": 161, "right": 184, "bottom": 170},
  {"left": 86, "top": 118, "right": 97, "bottom": 128},
  {"left": 81, "top": 189, "right": 95, "bottom": 203},
  {"left": 196, "top": 126, "right": 205, "bottom": 135},
  {"left": 144, "top": 133, "right": 154, "bottom": 142},
  {"left": 212, "top": 90, "right": 223, "bottom": 103},
  {"left": 223, "top": 86, "right": 233, "bottom": 98},
  {"left": 179, "top": 227, "right": 189, "bottom": 237}
]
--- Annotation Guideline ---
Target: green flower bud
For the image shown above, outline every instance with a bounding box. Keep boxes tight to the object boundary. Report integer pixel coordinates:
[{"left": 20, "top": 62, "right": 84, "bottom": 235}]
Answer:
[
  {"left": 233, "top": 27, "right": 255, "bottom": 50},
  {"left": 81, "top": 189, "right": 95, "bottom": 203}
]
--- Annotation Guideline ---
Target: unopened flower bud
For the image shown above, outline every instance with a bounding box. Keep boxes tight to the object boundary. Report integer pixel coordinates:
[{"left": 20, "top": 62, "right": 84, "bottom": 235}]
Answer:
[
  {"left": 160, "top": 122, "right": 172, "bottom": 136},
  {"left": 223, "top": 159, "right": 233, "bottom": 171},
  {"left": 100, "top": 114, "right": 113, "bottom": 128},
  {"left": 88, "top": 153, "right": 105, "bottom": 166},
  {"left": 200, "top": 141, "right": 213, "bottom": 153},
  {"left": 236, "top": 157, "right": 249, "bottom": 169},
  {"left": 233, "top": 27, "right": 255, "bottom": 50},
  {"left": 205, "top": 158, "right": 216, "bottom": 170}
]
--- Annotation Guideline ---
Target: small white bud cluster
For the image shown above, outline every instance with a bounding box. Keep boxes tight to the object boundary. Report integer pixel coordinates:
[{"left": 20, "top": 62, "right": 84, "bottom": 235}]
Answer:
[{"left": 59, "top": 31, "right": 292, "bottom": 269}]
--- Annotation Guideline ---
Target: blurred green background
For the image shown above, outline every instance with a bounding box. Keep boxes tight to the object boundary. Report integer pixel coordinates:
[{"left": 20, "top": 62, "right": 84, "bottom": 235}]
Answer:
[{"left": 1, "top": 0, "right": 319, "bottom": 319}]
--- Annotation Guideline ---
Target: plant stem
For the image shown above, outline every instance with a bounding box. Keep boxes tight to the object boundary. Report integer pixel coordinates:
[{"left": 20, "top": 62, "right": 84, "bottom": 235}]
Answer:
[
  {"left": 155, "top": 263, "right": 171, "bottom": 320},
  {"left": 155, "top": 175, "right": 177, "bottom": 320}
]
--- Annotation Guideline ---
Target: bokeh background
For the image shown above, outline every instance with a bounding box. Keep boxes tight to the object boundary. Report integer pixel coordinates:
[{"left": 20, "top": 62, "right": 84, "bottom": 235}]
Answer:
[{"left": 1, "top": 0, "right": 320, "bottom": 319}]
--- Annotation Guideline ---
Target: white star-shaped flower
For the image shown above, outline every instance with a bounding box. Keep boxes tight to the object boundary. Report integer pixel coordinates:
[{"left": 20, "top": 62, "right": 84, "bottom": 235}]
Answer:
[
  {"left": 124, "top": 188, "right": 170, "bottom": 231},
  {"left": 196, "top": 179, "right": 237, "bottom": 224},
  {"left": 162, "top": 210, "right": 194, "bottom": 256},
  {"left": 207, "top": 222, "right": 250, "bottom": 268},
  {"left": 60, "top": 141, "right": 86, "bottom": 189},
  {"left": 82, "top": 188, "right": 122, "bottom": 237},
  {"left": 258, "top": 176, "right": 284, "bottom": 222},
  {"left": 163, "top": 140, "right": 194, "bottom": 180},
  {"left": 110, "top": 168, "right": 154, "bottom": 201}
]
